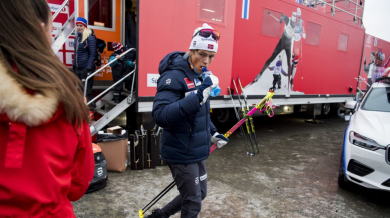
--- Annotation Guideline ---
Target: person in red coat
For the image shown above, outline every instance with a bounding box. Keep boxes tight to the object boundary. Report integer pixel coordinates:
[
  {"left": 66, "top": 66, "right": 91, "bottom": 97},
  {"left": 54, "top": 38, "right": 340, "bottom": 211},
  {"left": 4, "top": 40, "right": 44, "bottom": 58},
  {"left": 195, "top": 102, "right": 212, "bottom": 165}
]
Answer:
[{"left": 0, "top": 0, "right": 94, "bottom": 217}]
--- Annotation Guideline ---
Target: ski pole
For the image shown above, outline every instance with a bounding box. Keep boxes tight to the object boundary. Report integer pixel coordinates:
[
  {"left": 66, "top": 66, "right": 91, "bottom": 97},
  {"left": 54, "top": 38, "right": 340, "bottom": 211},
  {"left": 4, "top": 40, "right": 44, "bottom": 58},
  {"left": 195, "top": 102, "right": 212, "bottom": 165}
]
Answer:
[
  {"left": 210, "top": 116, "right": 248, "bottom": 152},
  {"left": 212, "top": 89, "right": 276, "bottom": 153},
  {"left": 232, "top": 78, "right": 256, "bottom": 155},
  {"left": 139, "top": 134, "right": 228, "bottom": 217},
  {"left": 227, "top": 87, "right": 252, "bottom": 156},
  {"left": 139, "top": 181, "right": 176, "bottom": 217},
  {"left": 139, "top": 90, "right": 275, "bottom": 217},
  {"left": 237, "top": 77, "right": 260, "bottom": 154},
  {"left": 268, "top": 11, "right": 280, "bottom": 22}
]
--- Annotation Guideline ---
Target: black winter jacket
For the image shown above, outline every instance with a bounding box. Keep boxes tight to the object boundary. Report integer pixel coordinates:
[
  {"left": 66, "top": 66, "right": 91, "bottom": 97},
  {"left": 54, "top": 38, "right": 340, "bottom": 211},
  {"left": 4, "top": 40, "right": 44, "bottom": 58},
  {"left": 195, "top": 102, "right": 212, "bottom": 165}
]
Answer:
[
  {"left": 73, "top": 29, "right": 96, "bottom": 71},
  {"left": 152, "top": 51, "right": 217, "bottom": 164}
]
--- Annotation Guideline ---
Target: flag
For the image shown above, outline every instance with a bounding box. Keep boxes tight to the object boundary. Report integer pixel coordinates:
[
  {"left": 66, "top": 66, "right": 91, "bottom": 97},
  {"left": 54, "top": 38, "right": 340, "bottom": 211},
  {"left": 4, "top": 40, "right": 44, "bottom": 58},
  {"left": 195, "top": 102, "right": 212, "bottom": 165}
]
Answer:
[
  {"left": 184, "top": 78, "right": 195, "bottom": 89},
  {"left": 242, "top": 0, "right": 250, "bottom": 20}
]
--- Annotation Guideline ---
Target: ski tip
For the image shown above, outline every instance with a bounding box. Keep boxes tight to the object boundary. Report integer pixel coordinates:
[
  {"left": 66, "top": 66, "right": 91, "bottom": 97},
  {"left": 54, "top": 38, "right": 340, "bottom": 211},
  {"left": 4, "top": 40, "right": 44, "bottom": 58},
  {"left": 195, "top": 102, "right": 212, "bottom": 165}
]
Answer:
[{"left": 139, "top": 210, "right": 144, "bottom": 218}]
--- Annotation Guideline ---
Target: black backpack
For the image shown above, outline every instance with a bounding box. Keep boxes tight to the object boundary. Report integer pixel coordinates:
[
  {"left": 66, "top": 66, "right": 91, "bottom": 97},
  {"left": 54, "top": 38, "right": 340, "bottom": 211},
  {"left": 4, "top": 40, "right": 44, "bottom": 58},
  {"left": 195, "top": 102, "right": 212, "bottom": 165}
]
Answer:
[
  {"left": 95, "top": 37, "right": 106, "bottom": 67},
  {"left": 87, "top": 32, "right": 106, "bottom": 67}
]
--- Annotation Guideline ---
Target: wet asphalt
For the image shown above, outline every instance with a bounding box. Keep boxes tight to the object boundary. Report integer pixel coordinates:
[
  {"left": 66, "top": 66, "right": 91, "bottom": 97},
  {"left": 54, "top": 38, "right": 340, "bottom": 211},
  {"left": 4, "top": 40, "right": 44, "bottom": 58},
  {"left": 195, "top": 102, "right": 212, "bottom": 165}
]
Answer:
[{"left": 72, "top": 113, "right": 390, "bottom": 218}]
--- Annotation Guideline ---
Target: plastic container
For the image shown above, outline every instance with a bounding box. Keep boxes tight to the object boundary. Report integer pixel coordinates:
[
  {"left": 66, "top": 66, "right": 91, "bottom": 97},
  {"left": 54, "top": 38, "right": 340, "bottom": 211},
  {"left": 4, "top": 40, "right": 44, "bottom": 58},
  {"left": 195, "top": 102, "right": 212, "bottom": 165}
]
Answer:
[{"left": 202, "top": 67, "right": 221, "bottom": 97}]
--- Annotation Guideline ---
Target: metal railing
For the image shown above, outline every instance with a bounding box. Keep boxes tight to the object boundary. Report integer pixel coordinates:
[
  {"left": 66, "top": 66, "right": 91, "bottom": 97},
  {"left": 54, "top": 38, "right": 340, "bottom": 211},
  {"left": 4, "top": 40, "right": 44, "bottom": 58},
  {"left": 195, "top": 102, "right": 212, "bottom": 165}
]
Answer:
[
  {"left": 84, "top": 48, "right": 136, "bottom": 106},
  {"left": 52, "top": 0, "right": 69, "bottom": 21},
  {"left": 52, "top": 12, "right": 75, "bottom": 42},
  {"left": 356, "top": 87, "right": 364, "bottom": 94},
  {"left": 51, "top": 0, "right": 75, "bottom": 54},
  {"left": 316, "top": 0, "right": 364, "bottom": 25},
  {"left": 355, "top": 76, "right": 370, "bottom": 88}
]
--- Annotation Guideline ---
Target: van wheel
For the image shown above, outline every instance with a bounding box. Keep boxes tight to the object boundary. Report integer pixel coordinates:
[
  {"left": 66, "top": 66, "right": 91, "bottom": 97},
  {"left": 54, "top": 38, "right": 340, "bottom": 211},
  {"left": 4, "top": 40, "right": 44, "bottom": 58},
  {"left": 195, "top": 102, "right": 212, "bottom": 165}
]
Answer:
[
  {"left": 214, "top": 108, "right": 231, "bottom": 124},
  {"left": 321, "top": 103, "right": 331, "bottom": 116}
]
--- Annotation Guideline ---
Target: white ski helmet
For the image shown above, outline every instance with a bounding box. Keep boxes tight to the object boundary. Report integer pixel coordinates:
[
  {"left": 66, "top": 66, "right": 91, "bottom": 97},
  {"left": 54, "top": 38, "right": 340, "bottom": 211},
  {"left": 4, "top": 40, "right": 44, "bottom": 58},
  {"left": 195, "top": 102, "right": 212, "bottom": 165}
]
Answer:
[
  {"left": 297, "top": 8, "right": 301, "bottom": 18},
  {"left": 292, "top": 12, "right": 297, "bottom": 22}
]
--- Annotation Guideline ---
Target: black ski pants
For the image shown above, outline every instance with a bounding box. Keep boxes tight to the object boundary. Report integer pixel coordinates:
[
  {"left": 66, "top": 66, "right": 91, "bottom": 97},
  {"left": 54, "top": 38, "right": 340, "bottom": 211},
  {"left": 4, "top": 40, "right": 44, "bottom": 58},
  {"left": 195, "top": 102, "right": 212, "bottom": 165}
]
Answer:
[
  {"left": 112, "top": 68, "right": 134, "bottom": 96},
  {"left": 112, "top": 69, "right": 125, "bottom": 98},
  {"left": 254, "top": 34, "right": 292, "bottom": 83},
  {"left": 161, "top": 160, "right": 207, "bottom": 218},
  {"left": 74, "top": 68, "right": 94, "bottom": 103},
  {"left": 273, "top": 74, "right": 281, "bottom": 89}
]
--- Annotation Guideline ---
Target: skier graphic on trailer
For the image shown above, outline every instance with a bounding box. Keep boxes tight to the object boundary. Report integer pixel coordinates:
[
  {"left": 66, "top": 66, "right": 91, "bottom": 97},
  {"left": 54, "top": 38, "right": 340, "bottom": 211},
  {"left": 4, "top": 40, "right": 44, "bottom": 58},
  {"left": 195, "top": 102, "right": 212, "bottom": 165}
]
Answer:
[
  {"left": 252, "top": 11, "right": 296, "bottom": 85},
  {"left": 374, "top": 52, "right": 389, "bottom": 82},
  {"left": 268, "top": 55, "right": 288, "bottom": 89},
  {"left": 290, "top": 53, "right": 299, "bottom": 90},
  {"left": 290, "top": 7, "right": 306, "bottom": 90},
  {"left": 363, "top": 51, "right": 376, "bottom": 89}
]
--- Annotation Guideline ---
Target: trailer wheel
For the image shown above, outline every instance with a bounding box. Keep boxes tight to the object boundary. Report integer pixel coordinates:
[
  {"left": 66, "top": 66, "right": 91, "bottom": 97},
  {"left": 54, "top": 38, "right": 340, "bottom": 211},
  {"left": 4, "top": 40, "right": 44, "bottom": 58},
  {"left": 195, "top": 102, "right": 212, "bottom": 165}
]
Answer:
[
  {"left": 321, "top": 103, "right": 331, "bottom": 116},
  {"left": 214, "top": 108, "right": 231, "bottom": 123},
  {"left": 337, "top": 107, "right": 345, "bottom": 118}
]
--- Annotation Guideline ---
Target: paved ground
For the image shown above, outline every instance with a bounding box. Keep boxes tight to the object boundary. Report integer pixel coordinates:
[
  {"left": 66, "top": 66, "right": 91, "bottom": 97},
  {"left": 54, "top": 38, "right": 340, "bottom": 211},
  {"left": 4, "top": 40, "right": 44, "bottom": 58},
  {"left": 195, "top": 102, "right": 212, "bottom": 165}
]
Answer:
[{"left": 72, "top": 113, "right": 390, "bottom": 218}]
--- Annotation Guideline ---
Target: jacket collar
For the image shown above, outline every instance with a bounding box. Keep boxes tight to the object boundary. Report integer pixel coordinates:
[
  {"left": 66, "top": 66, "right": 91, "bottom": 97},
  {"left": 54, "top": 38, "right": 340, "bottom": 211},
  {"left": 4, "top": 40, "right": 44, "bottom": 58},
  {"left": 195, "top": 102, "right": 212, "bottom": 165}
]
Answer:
[
  {"left": 183, "top": 52, "right": 202, "bottom": 80},
  {"left": 0, "top": 61, "right": 59, "bottom": 126}
]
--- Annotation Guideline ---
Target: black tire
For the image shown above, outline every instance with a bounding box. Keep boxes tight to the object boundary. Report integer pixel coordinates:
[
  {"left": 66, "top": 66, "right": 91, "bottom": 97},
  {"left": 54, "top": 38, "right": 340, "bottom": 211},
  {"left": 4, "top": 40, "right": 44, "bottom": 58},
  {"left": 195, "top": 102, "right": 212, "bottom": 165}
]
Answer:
[
  {"left": 212, "top": 108, "right": 234, "bottom": 124},
  {"left": 321, "top": 103, "right": 332, "bottom": 117},
  {"left": 336, "top": 106, "right": 345, "bottom": 118},
  {"left": 338, "top": 154, "right": 349, "bottom": 189},
  {"left": 293, "top": 104, "right": 302, "bottom": 114}
]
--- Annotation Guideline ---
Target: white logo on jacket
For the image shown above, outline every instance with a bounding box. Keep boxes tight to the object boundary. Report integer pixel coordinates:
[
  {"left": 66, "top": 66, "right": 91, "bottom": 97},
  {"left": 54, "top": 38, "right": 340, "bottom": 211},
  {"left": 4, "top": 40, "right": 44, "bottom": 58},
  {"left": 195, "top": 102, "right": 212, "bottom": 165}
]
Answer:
[
  {"left": 185, "top": 90, "right": 198, "bottom": 97},
  {"left": 166, "top": 78, "right": 171, "bottom": 85}
]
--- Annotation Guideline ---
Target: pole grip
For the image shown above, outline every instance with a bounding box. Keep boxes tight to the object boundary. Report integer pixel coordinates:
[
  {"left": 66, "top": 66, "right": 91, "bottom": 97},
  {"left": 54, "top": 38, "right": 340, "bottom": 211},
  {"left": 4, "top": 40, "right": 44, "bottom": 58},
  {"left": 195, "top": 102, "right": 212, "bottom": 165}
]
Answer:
[{"left": 139, "top": 210, "right": 144, "bottom": 218}]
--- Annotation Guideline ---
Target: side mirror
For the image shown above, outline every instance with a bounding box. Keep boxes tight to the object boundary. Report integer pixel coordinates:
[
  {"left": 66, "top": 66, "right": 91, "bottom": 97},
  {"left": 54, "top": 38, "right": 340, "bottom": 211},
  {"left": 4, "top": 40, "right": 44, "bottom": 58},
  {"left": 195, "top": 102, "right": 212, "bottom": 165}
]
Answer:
[
  {"left": 344, "top": 101, "right": 357, "bottom": 122},
  {"left": 344, "top": 101, "right": 357, "bottom": 110}
]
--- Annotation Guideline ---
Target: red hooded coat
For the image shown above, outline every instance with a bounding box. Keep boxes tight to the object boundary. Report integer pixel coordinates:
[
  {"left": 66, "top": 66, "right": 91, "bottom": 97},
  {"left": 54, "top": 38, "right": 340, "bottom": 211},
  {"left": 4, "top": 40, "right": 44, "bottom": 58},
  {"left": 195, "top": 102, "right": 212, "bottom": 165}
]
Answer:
[{"left": 0, "top": 62, "right": 94, "bottom": 217}]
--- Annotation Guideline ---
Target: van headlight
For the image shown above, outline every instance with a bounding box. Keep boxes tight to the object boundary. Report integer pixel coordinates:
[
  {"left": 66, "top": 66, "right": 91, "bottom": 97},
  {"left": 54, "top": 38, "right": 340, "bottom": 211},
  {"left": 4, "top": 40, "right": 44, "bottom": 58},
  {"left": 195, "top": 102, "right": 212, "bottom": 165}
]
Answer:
[{"left": 349, "top": 131, "right": 385, "bottom": 151}]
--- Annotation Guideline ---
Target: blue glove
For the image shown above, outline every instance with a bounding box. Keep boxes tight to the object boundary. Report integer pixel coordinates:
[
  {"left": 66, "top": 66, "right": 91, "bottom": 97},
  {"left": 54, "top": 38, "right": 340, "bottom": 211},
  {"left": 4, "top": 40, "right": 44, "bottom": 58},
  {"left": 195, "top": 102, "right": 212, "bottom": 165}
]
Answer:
[
  {"left": 211, "top": 132, "right": 229, "bottom": 148},
  {"left": 196, "top": 75, "right": 219, "bottom": 105},
  {"left": 126, "top": 60, "right": 134, "bottom": 68}
]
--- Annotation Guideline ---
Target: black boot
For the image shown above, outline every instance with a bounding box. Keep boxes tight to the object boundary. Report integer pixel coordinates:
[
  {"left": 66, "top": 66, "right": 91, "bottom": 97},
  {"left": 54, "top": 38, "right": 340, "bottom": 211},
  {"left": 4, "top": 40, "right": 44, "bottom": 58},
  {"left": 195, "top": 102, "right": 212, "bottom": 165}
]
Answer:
[
  {"left": 145, "top": 209, "right": 163, "bottom": 218},
  {"left": 113, "top": 93, "right": 121, "bottom": 103},
  {"left": 88, "top": 102, "right": 96, "bottom": 110}
]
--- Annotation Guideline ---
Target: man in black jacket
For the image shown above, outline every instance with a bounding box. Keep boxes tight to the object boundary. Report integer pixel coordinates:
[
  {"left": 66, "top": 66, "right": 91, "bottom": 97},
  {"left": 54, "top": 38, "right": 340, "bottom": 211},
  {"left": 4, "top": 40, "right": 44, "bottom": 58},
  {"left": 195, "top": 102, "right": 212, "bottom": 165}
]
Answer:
[{"left": 148, "top": 23, "right": 229, "bottom": 218}]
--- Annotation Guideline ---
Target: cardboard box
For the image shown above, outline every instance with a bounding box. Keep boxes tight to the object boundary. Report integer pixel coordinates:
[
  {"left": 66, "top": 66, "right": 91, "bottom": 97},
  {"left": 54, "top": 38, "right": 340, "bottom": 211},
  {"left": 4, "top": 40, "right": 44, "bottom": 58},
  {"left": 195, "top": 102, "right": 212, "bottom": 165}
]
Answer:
[
  {"left": 107, "top": 126, "right": 123, "bottom": 135},
  {"left": 98, "top": 138, "right": 128, "bottom": 172}
]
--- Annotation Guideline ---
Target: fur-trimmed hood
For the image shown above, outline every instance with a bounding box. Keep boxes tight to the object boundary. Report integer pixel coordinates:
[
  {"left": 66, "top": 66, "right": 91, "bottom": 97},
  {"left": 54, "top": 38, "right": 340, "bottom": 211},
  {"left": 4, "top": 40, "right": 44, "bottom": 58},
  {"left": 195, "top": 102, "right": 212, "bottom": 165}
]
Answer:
[{"left": 0, "top": 62, "right": 60, "bottom": 127}]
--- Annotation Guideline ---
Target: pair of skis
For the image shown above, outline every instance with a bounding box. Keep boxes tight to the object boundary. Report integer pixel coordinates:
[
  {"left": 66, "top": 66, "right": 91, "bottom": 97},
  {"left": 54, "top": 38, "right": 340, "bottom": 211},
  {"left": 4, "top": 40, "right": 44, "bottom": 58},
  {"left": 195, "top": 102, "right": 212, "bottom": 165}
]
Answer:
[
  {"left": 228, "top": 77, "right": 259, "bottom": 156},
  {"left": 139, "top": 89, "right": 275, "bottom": 217}
]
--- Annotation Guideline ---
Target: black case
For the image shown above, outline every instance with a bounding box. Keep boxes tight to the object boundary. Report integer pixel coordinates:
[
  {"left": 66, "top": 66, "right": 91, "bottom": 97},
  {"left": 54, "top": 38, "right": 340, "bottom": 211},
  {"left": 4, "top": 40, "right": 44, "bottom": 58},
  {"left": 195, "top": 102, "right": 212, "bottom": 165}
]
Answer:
[
  {"left": 154, "top": 128, "right": 167, "bottom": 166},
  {"left": 130, "top": 131, "right": 144, "bottom": 170}
]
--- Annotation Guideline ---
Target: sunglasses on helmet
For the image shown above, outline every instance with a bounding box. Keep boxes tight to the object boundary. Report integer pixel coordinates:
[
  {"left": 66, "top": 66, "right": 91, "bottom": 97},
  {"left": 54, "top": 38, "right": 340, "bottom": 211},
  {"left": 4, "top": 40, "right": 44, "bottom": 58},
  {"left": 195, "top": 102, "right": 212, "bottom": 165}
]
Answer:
[{"left": 192, "top": 29, "right": 220, "bottom": 41}]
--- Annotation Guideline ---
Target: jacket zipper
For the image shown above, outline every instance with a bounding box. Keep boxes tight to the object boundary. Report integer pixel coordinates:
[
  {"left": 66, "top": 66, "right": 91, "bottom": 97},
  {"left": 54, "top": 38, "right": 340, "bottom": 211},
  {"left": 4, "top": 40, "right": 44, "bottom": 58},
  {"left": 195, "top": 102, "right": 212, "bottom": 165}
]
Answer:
[
  {"left": 206, "top": 102, "right": 210, "bottom": 147},
  {"left": 76, "top": 35, "right": 79, "bottom": 68},
  {"left": 188, "top": 128, "right": 193, "bottom": 151}
]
